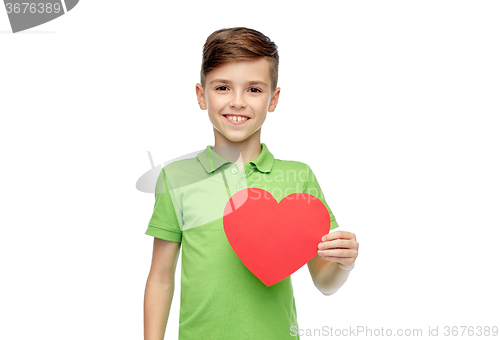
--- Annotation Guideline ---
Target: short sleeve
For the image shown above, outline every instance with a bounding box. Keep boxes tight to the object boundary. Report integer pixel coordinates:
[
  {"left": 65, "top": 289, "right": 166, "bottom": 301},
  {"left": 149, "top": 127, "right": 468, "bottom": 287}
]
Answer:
[
  {"left": 304, "top": 165, "right": 340, "bottom": 230},
  {"left": 145, "top": 167, "right": 182, "bottom": 243}
]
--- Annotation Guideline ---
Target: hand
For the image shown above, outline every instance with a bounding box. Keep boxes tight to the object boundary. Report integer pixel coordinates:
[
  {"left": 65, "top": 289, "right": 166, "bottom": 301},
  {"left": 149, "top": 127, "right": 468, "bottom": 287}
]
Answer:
[{"left": 317, "top": 230, "right": 359, "bottom": 270}]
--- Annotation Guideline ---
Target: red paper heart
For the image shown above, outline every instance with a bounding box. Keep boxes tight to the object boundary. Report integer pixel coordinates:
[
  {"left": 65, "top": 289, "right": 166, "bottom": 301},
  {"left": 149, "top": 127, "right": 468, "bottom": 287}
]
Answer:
[{"left": 223, "top": 188, "right": 330, "bottom": 287}]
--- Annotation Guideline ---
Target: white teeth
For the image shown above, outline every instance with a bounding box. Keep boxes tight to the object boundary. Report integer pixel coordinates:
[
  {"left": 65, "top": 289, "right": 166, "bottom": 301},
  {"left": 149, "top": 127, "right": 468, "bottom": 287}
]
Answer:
[{"left": 226, "top": 115, "right": 248, "bottom": 121}]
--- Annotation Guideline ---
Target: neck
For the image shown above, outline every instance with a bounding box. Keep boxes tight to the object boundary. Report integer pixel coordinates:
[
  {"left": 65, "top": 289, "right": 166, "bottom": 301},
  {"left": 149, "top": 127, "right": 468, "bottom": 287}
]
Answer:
[{"left": 213, "top": 128, "right": 262, "bottom": 164}]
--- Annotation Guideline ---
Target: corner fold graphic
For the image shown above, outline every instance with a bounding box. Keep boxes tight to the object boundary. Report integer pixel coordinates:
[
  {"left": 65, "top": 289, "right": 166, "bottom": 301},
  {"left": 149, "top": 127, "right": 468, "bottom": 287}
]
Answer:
[
  {"left": 4, "top": 0, "right": 79, "bottom": 33},
  {"left": 64, "top": 0, "right": 78, "bottom": 11}
]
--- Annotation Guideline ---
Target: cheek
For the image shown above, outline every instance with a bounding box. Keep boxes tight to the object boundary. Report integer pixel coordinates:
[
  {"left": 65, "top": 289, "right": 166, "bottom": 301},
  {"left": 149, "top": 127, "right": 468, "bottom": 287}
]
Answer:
[
  {"left": 247, "top": 97, "right": 268, "bottom": 109},
  {"left": 257, "top": 101, "right": 270, "bottom": 113},
  {"left": 208, "top": 96, "right": 224, "bottom": 110}
]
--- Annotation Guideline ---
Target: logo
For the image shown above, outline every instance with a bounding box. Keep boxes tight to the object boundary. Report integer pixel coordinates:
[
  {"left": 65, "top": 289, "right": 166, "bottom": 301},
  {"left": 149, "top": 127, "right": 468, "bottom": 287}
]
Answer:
[{"left": 3, "top": 1, "right": 78, "bottom": 33}]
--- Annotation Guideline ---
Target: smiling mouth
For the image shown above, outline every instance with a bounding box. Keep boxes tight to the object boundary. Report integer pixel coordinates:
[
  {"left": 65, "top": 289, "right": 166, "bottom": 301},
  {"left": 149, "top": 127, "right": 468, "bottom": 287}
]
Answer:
[
  {"left": 223, "top": 115, "right": 250, "bottom": 121},
  {"left": 222, "top": 114, "right": 251, "bottom": 125}
]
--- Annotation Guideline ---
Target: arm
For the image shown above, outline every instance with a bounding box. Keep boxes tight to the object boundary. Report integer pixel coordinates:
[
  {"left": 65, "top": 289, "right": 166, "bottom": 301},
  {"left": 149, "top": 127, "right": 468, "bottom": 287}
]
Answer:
[
  {"left": 144, "top": 237, "right": 181, "bottom": 340},
  {"left": 307, "top": 230, "right": 358, "bottom": 295},
  {"left": 307, "top": 253, "right": 352, "bottom": 296}
]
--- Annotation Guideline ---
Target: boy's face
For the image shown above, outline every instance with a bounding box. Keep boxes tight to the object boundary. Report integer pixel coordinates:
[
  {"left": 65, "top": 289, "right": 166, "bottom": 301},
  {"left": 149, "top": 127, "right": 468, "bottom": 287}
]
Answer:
[{"left": 196, "top": 58, "right": 280, "bottom": 144}]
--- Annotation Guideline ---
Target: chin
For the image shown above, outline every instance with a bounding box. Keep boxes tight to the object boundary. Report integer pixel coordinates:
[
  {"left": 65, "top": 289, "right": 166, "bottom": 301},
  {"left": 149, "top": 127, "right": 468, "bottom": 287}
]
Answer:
[{"left": 224, "top": 135, "right": 248, "bottom": 143}]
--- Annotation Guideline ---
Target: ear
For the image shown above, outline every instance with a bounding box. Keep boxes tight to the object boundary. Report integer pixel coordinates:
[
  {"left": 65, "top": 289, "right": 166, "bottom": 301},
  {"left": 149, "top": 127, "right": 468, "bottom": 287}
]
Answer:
[
  {"left": 268, "top": 87, "right": 281, "bottom": 112},
  {"left": 196, "top": 83, "right": 207, "bottom": 110}
]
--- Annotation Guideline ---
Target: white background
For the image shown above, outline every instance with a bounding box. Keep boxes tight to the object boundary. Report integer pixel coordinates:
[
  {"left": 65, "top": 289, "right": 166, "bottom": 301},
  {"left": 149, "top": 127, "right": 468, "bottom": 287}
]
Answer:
[{"left": 1, "top": 1, "right": 499, "bottom": 339}]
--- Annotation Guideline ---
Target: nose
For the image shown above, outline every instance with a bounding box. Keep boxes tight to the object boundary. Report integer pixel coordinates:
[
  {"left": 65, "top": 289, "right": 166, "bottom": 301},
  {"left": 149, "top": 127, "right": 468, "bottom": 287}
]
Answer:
[{"left": 229, "top": 91, "right": 246, "bottom": 109}]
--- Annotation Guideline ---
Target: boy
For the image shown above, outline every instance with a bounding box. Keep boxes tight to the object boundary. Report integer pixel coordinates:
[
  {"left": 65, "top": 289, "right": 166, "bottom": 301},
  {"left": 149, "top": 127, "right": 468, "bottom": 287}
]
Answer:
[{"left": 144, "top": 27, "right": 359, "bottom": 340}]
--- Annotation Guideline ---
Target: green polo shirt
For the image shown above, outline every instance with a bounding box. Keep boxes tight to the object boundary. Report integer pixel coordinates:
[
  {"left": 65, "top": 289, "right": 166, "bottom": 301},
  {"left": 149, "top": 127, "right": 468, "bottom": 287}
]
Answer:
[{"left": 146, "top": 143, "right": 339, "bottom": 340}]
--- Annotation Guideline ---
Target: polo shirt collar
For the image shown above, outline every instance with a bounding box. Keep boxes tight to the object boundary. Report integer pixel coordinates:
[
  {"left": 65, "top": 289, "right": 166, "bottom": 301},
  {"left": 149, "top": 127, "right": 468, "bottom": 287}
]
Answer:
[{"left": 197, "top": 143, "right": 274, "bottom": 174}]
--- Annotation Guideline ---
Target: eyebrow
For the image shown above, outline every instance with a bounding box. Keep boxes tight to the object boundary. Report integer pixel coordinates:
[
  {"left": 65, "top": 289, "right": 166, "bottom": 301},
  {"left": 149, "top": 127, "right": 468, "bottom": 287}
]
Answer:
[{"left": 209, "top": 78, "right": 269, "bottom": 88}]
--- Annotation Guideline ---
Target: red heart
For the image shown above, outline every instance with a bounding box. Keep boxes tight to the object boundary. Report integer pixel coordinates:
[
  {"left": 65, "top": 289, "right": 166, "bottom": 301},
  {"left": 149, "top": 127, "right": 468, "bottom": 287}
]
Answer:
[{"left": 223, "top": 188, "right": 330, "bottom": 287}]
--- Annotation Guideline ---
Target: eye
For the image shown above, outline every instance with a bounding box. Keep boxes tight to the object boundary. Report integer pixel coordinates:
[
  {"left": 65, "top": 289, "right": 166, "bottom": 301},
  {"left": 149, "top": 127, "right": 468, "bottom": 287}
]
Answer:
[
  {"left": 216, "top": 86, "right": 228, "bottom": 91},
  {"left": 249, "top": 87, "right": 262, "bottom": 93}
]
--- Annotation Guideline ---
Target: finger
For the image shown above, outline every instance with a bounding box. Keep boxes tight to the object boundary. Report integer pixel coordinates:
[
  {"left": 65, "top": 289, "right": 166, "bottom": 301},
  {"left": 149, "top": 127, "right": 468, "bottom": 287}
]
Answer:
[
  {"left": 321, "top": 239, "right": 359, "bottom": 251},
  {"left": 319, "top": 256, "right": 355, "bottom": 267},
  {"left": 319, "top": 256, "right": 343, "bottom": 263},
  {"left": 318, "top": 248, "right": 357, "bottom": 258},
  {"left": 321, "top": 230, "right": 355, "bottom": 242},
  {"left": 319, "top": 238, "right": 351, "bottom": 250},
  {"left": 321, "top": 230, "right": 343, "bottom": 241}
]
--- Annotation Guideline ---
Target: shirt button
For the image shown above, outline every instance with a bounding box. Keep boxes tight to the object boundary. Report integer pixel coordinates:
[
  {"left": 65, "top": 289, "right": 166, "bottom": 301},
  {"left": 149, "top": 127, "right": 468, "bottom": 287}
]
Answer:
[{"left": 231, "top": 168, "right": 238, "bottom": 174}]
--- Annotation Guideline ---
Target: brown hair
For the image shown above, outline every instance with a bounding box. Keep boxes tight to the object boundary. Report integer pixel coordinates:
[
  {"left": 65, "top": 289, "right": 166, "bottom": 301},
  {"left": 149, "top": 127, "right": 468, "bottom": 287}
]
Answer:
[{"left": 200, "top": 27, "right": 279, "bottom": 91}]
